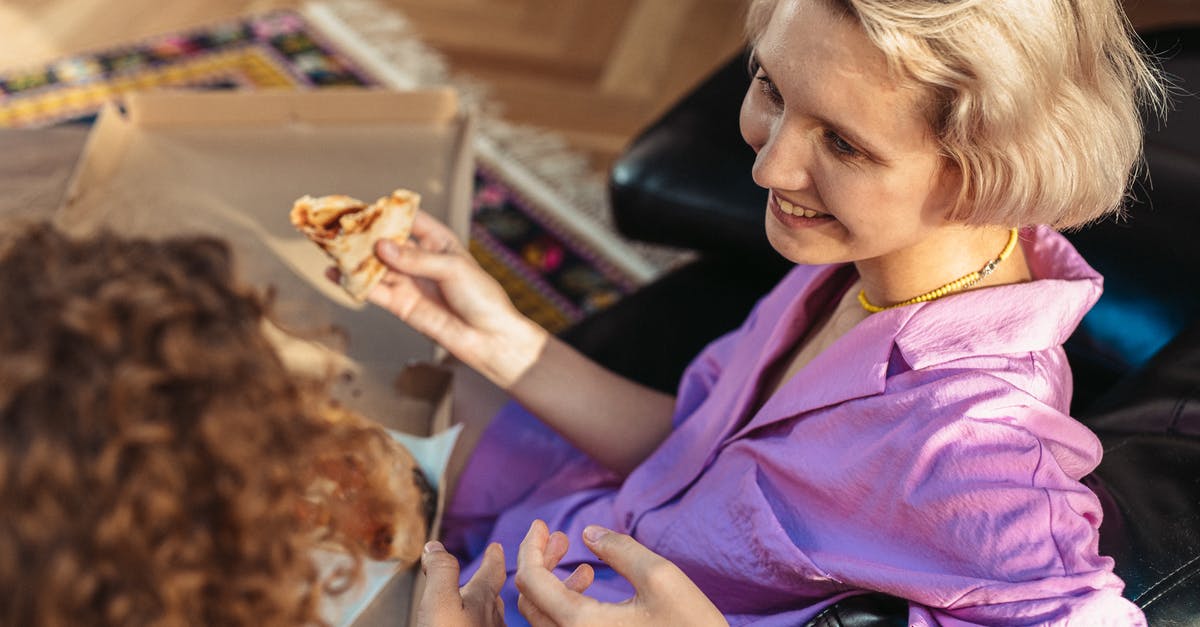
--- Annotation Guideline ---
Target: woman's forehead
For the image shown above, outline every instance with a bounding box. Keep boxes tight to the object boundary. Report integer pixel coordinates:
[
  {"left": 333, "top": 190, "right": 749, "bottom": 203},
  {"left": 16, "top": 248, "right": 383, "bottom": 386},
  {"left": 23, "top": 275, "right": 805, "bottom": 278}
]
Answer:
[
  {"left": 759, "top": 0, "right": 893, "bottom": 91},
  {"left": 757, "top": 0, "right": 933, "bottom": 147}
]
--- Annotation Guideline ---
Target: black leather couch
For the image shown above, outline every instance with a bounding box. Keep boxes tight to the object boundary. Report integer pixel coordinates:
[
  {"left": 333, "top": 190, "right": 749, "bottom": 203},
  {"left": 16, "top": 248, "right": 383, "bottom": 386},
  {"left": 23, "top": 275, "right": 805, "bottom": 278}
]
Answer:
[{"left": 561, "top": 27, "right": 1200, "bottom": 627}]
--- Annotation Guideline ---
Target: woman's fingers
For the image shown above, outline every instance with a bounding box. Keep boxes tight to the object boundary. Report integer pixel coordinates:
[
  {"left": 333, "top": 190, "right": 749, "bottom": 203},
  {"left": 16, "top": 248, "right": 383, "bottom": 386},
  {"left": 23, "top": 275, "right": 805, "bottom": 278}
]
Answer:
[
  {"left": 419, "top": 541, "right": 464, "bottom": 610},
  {"left": 515, "top": 523, "right": 725, "bottom": 627},
  {"left": 366, "top": 273, "right": 471, "bottom": 341},
  {"left": 515, "top": 564, "right": 595, "bottom": 623},
  {"left": 375, "top": 239, "right": 469, "bottom": 282},
  {"left": 544, "top": 531, "right": 569, "bottom": 570},
  {"left": 517, "top": 593, "right": 556, "bottom": 627},
  {"left": 515, "top": 520, "right": 585, "bottom": 620},
  {"left": 541, "top": 532, "right": 593, "bottom": 592},
  {"left": 516, "top": 519, "right": 551, "bottom": 572},
  {"left": 416, "top": 541, "right": 511, "bottom": 627},
  {"left": 579, "top": 525, "right": 673, "bottom": 593},
  {"left": 562, "top": 563, "right": 595, "bottom": 593},
  {"left": 409, "top": 210, "right": 464, "bottom": 253},
  {"left": 514, "top": 523, "right": 596, "bottom": 625},
  {"left": 332, "top": 260, "right": 461, "bottom": 337},
  {"left": 461, "top": 542, "right": 507, "bottom": 606}
]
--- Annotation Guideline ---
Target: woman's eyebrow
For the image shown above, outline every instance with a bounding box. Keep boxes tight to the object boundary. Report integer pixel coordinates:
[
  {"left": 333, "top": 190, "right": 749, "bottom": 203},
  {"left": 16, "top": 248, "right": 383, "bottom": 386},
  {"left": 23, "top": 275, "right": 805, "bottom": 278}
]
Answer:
[
  {"left": 750, "top": 50, "right": 762, "bottom": 72},
  {"left": 819, "top": 115, "right": 889, "bottom": 162},
  {"left": 750, "top": 50, "right": 890, "bottom": 161}
]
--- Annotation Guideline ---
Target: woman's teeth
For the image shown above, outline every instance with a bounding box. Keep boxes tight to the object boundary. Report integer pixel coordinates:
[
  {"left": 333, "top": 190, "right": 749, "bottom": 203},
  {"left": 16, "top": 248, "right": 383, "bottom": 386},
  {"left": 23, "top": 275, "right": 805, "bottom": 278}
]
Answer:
[{"left": 778, "top": 198, "right": 826, "bottom": 219}]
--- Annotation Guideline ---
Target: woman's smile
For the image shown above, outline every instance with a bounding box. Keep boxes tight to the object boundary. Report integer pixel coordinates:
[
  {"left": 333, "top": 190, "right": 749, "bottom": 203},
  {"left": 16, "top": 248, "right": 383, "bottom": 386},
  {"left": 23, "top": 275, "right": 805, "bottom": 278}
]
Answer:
[{"left": 769, "top": 191, "right": 835, "bottom": 228}]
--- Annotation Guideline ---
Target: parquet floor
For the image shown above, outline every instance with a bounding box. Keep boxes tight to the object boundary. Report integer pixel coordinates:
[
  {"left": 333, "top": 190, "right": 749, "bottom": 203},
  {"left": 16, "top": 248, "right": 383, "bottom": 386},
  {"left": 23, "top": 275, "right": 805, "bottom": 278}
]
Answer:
[{"left": 1, "top": 0, "right": 1197, "bottom": 175}]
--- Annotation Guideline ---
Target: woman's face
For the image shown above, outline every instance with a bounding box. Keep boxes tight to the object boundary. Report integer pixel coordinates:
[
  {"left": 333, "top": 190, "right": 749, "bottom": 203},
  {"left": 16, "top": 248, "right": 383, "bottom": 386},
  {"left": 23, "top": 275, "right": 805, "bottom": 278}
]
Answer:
[{"left": 740, "top": 0, "right": 959, "bottom": 267}]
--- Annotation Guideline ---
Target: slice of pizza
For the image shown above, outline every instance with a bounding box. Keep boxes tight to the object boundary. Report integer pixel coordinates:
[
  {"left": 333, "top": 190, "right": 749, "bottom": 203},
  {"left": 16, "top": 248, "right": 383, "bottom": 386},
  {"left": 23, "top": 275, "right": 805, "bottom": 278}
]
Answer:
[
  {"left": 290, "top": 189, "right": 420, "bottom": 301},
  {"left": 301, "top": 402, "right": 435, "bottom": 566}
]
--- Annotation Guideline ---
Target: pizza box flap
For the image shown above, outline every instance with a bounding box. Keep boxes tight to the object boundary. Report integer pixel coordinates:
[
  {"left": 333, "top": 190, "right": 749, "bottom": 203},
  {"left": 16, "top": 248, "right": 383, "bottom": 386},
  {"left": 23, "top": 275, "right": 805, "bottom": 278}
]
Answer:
[
  {"left": 55, "top": 88, "right": 476, "bottom": 436},
  {"left": 125, "top": 88, "right": 461, "bottom": 128}
]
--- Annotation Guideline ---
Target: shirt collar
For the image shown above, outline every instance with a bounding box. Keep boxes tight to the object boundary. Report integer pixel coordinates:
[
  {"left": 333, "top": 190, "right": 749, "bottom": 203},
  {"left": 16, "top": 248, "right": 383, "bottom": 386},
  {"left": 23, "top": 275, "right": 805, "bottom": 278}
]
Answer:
[
  {"left": 735, "top": 226, "right": 1100, "bottom": 437},
  {"left": 889, "top": 225, "right": 1102, "bottom": 370}
]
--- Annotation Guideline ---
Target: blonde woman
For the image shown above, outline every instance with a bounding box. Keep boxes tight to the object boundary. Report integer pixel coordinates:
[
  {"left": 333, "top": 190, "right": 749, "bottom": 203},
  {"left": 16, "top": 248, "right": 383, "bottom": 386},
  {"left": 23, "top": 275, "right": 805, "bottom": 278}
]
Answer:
[{"left": 366, "top": 0, "right": 1164, "bottom": 624}]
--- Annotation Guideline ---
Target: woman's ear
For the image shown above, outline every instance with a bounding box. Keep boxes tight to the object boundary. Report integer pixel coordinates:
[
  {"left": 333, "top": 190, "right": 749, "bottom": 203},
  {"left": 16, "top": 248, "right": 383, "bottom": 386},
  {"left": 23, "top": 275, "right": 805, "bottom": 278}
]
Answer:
[{"left": 930, "top": 154, "right": 968, "bottom": 225}]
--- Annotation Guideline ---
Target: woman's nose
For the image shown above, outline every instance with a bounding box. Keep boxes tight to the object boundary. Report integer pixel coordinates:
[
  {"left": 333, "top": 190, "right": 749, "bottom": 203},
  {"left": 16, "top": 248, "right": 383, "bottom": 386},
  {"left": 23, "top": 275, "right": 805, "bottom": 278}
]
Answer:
[{"left": 750, "top": 123, "right": 813, "bottom": 192}]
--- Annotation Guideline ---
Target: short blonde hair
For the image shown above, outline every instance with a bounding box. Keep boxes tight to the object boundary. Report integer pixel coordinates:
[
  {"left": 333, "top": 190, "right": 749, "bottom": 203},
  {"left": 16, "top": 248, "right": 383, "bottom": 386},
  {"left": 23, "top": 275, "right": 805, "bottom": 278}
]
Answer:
[{"left": 746, "top": 0, "right": 1166, "bottom": 229}]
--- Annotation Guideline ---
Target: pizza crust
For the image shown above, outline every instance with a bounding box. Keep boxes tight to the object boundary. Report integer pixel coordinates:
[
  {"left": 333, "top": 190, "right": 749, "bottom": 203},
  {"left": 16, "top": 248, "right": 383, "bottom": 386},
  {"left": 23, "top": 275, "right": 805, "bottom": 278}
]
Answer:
[{"left": 290, "top": 189, "right": 420, "bottom": 301}]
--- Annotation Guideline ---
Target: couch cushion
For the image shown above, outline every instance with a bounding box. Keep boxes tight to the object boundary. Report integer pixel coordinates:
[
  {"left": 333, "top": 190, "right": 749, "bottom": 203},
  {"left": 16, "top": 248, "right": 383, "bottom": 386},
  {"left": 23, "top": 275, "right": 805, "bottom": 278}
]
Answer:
[{"left": 1081, "top": 317, "right": 1200, "bottom": 623}]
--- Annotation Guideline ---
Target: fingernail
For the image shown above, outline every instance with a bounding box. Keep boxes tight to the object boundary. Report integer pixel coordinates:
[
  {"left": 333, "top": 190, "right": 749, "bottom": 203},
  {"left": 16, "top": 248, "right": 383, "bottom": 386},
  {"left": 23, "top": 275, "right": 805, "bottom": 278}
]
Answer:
[
  {"left": 583, "top": 526, "right": 610, "bottom": 543},
  {"left": 424, "top": 541, "right": 445, "bottom": 554}
]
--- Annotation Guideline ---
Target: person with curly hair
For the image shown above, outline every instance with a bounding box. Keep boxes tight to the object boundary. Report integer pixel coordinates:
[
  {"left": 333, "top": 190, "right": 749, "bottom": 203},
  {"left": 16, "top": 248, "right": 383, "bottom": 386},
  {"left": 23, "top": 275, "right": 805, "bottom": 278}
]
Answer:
[{"left": 0, "top": 223, "right": 514, "bottom": 626}]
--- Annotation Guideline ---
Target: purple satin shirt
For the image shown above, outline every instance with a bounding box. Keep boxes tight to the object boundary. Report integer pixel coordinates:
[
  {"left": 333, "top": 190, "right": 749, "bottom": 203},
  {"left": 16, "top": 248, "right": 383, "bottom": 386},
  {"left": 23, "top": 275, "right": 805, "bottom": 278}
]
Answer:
[{"left": 444, "top": 226, "right": 1145, "bottom": 626}]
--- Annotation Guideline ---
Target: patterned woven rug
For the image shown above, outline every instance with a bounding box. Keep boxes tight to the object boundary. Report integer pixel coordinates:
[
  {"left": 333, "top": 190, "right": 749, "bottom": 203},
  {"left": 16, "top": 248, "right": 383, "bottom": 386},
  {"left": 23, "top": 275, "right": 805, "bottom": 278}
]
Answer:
[{"left": 0, "top": 3, "right": 665, "bottom": 333}]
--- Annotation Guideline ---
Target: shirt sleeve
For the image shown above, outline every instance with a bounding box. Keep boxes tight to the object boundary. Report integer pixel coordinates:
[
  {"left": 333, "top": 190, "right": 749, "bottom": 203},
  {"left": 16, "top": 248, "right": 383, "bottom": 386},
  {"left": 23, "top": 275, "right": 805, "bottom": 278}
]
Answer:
[
  {"left": 746, "top": 369, "right": 1145, "bottom": 625},
  {"left": 671, "top": 291, "right": 768, "bottom": 426}
]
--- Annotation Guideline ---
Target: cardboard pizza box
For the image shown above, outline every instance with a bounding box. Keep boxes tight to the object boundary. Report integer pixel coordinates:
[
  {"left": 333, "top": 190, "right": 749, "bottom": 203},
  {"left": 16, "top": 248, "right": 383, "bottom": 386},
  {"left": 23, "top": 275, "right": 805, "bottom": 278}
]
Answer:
[
  {"left": 56, "top": 87, "right": 473, "bottom": 424},
  {"left": 54, "top": 88, "right": 478, "bottom": 625}
]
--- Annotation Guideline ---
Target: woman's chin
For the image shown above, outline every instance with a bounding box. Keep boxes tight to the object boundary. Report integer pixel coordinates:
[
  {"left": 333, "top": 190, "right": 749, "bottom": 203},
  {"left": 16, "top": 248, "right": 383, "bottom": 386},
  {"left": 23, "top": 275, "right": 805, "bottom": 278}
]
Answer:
[{"left": 765, "top": 220, "right": 843, "bottom": 266}]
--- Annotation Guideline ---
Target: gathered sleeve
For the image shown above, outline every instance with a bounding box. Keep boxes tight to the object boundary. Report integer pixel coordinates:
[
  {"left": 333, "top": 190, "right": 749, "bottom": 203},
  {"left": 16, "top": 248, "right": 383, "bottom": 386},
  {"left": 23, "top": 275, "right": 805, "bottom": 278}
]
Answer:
[
  {"left": 773, "top": 370, "right": 1143, "bottom": 625},
  {"left": 655, "top": 364, "right": 1146, "bottom": 626},
  {"left": 671, "top": 294, "right": 769, "bottom": 427}
]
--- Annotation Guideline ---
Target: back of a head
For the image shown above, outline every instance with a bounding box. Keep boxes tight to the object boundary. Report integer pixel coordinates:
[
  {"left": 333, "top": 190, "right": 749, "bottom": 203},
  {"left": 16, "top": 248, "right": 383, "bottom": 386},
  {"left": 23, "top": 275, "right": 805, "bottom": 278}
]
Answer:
[{"left": 0, "top": 224, "right": 342, "bottom": 626}]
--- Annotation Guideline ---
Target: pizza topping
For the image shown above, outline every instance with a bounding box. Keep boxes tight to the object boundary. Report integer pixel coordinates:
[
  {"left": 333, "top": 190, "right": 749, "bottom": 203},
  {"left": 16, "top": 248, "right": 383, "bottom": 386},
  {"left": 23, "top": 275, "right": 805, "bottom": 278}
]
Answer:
[{"left": 290, "top": 189, "right": 421, "bottom": 301}]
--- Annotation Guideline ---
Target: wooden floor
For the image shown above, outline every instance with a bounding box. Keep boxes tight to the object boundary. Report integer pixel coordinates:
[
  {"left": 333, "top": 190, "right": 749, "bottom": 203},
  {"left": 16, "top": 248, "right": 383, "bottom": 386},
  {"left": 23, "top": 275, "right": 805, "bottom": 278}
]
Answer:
[{"left": 1, "top": 0, "right": 1197, "bottom": 176}]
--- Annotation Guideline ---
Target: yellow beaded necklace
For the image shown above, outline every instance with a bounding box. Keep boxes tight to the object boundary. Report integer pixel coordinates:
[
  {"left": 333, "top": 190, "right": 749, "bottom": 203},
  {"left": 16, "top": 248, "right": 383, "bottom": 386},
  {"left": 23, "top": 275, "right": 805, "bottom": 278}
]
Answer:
[{"left": 858, "top": 228, "right": 1020, "bottom": 313}]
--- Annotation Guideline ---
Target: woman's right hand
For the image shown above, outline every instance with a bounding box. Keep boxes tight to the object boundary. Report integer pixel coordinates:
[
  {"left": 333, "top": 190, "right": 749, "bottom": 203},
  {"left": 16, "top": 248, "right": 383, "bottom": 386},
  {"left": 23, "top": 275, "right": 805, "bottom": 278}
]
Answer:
[
  {"left": 365, "top": 211, "right": 548, "bottom": 388},
  {"left": 365, "top": 212, "right": 677, "bottom": 476},
  {"left": 514, "top": 520, "right": 728, "bottom": 627}
]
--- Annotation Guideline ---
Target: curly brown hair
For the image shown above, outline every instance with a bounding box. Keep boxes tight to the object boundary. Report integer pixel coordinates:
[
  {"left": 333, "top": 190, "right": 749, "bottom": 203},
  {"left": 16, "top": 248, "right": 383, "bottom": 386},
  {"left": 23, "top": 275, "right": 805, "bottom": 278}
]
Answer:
[{"left": 0, "top": 223, "right": 392, "bottom": 626}]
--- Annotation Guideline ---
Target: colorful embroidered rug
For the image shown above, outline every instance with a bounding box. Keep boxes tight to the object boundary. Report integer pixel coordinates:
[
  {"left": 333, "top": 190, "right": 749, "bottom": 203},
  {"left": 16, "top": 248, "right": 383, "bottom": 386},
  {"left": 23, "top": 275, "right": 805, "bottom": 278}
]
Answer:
[{"left": 0, "top": 6, "right": 653, "bottom": 333}]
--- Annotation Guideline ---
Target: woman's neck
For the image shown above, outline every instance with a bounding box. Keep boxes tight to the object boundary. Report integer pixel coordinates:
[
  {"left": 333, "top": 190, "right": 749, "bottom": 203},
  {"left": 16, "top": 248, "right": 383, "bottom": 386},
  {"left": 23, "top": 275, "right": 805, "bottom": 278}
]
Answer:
[{"left": 854, "top": 225, "right": 1032, "bottom": 309}]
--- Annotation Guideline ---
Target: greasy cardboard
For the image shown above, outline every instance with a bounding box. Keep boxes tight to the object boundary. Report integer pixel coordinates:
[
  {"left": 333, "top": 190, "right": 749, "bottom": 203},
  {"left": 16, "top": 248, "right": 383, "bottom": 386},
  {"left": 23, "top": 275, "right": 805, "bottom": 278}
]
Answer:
[
  {"left": 56, "top": 88, "right": 474, "bottom": 423},
  {"left": 54, "top": 89, "right": 476, "bottom": 625}
]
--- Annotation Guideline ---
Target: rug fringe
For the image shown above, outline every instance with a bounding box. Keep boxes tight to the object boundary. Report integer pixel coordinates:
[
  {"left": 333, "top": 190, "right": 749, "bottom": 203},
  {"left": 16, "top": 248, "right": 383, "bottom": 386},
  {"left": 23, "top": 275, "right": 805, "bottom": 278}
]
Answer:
[{"left": 303, "top": 0, "right": 693, "bottom": 281}]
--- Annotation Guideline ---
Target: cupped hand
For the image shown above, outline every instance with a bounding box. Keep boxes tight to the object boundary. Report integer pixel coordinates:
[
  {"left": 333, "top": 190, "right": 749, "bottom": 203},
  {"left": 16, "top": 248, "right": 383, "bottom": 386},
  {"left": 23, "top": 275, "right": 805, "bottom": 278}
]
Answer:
[
  {"left": 364, "top": 211, "right": 548, "bottom": 388},
  {"left": 514, "top": 520, "right": 728, "bottom": 627},
  {"left": 414, "top": 540, "right": 507, "bottom": 627}
]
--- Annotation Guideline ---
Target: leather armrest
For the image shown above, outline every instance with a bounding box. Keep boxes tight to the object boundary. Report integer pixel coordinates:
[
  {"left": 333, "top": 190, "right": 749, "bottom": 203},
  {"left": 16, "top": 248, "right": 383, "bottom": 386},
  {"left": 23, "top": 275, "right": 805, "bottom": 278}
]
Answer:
[
  {"left": 561, "top": 253, "right": 791, "bottom": 392},
  {"left": 805, "top": 594, "right": 907, "bottom": 627},
  {"left": 608, "top": 51, "right": 771, "bottom": 258},
  {"left": 1064, "top": 27, "right": 1200, "bottom": 411},
  {"left": 1081, "top": 318, "right": 1200, "bottom": 624}
]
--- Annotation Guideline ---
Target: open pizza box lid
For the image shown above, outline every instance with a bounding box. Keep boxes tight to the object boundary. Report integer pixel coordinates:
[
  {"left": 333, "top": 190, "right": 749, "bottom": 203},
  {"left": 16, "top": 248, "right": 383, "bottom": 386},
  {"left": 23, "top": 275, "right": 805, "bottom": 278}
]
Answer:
[{"left": 54, "top": 88, "right": 477, "bottom": 625}]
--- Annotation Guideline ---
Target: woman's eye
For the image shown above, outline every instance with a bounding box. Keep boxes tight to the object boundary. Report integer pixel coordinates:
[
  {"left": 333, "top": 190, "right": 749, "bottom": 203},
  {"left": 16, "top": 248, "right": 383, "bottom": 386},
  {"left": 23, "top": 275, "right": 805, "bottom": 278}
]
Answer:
[
  {"left": 755, "top": 73, "right": 784, "bottom": 106},
  {"left": 824, "top": 130, "right": 860, "bottom": 158}
]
